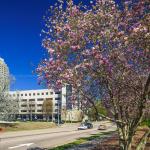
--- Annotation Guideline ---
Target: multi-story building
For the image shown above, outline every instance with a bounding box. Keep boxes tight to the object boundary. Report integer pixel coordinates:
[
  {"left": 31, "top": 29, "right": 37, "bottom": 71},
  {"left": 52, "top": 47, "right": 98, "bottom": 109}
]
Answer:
[
  {"left": 0, "top": 57, "right": 82, "bottom": 121},
  {"left": 9, "top": 88, "right": 67, "bottom": 121},
  {"left": 0, "top": 57, "right": 9, "bottom": 91}
]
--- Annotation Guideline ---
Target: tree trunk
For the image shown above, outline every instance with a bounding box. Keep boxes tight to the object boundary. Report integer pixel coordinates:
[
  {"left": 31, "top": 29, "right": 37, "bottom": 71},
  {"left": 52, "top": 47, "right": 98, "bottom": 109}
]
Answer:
[
  {"left": 118, "top": 126, "right": 134, "bottom": 150},
  {"left": 119, "top": 137, "right": 132, "bottom": 150},
  {"left": 91, "top": 102, "right": 99, "bottom": 121}
]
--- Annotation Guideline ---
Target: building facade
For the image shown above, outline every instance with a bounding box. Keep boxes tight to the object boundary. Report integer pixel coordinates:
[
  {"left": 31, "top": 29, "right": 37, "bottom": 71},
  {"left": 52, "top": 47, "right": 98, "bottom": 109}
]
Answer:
[
  {"left": 9, "top": 88, "right": 65, "bottom": 121},
  {"left": 0, "top": 57, "right": 9, "bottom": 91},
  {"left": 9, "top": 86, "right": 83, "bottom": 122}
]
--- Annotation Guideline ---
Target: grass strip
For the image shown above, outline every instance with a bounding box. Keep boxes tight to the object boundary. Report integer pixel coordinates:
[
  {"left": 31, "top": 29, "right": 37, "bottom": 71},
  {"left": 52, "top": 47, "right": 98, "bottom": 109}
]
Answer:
[
  {"left": 0, "top": 122, "right": 56, "bottom": 132},
  {"left": 141, "top": 119, "right": 150, "bottom": 128},
  {"left": 50, "top": 131, "right": 115, "bottom": 150}
]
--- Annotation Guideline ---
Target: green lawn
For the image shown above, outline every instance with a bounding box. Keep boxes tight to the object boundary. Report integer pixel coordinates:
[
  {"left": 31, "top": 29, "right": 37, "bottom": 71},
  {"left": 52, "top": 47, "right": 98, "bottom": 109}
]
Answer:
[
  {"left": 0, "top": 121, "right": 56, "bottom": 132},
  {"left": 141, "top": 119, "right": 150, "bottom": 128}
]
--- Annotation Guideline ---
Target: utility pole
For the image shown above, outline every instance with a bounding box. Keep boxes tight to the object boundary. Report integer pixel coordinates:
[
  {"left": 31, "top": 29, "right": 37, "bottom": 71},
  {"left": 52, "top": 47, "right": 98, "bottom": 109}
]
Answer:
[{"left": 57, "top": 101, "right": 60, "bottom": 126}]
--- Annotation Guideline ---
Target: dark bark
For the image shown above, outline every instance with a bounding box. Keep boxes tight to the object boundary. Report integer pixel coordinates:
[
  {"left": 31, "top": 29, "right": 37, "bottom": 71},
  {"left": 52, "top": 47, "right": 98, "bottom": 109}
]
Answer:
[
  {"left": 143, "top": 73, "right": 150, "bottom": 99},
  {"left": 80, "top": 90, "right": 99, "bottom": 121}
]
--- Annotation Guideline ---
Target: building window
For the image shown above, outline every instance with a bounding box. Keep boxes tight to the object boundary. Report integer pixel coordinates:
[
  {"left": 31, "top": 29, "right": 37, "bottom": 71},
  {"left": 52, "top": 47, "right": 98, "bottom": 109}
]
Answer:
[
  {"left": 21, "top": 94, "right": 23, "bottom": 96},
  {"left": 17, "top": 94, "right": 19, "bottom": 97},
  {"left": 25, "top": 94, "right": 27, "bottom": 96},
  {"left": 42, "top": 93, "right": 44, "bottom": 95},
  {"left": 33, "top": 93, "right": 35, "bottom": 96},
  {"left": 37, "top": 98, "right": 43, "bottom": 101},
  {"left": 55, "top": 91, "right": 61, "bottom": 94},
  {"left": 37, "top": 104, "right": 42, "bottom": 107},
  {"left": 55, "top": 109, "right": 58, "bottom": 112},
  {"left": 29, "top": 93, "right": 31, "bottom": 96},
  {"left": 29, "top": 104, "right": 35, "bottom": 107},
  {"left": 55, "top": 97, "right": 61, "bottom": 100},
  {"left": 21, "top": 105, "right": 27, "bottom": 107},
  {"left": 29, "top": 110, "right": 35, "bottom": 112},
  {"left": 37, "top": 110, "right": 42, "bottom": 112},
  {"left": 50, "top": 92, "right": 53, "bottom": 95},
  {"left": 22, "top": 99, "right": 27, "bottom": 102},
  {"left": 46, "top": 92, "right": 48, "bottom": 95},
  {"left": 21, "top": 110, "right": 27, "bottom": 112},
  {"left": 55, "top": 103, "right": 58, "bottom": 106},
  {"left": 37, "top": 93, "right": 40, "bottom": 95},
  {"left": 29, "top": 99, "right": 35, "bottom": 101},
  {"left": 13, "top": 94, "right": 16, "bottom": 97}
]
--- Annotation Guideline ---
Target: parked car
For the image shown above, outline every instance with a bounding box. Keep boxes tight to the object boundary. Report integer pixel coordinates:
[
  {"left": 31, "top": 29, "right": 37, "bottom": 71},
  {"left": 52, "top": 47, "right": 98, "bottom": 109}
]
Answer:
[
  {"left": 78, "top": 122, "right": 93, "bottom": 130},
  {"left": 97, "top": 124, "right": 107, "bottom": 130},
  {"left": 78, "top": 123, "right": 88, "bottom": 130},
  {"left": 85, "top": 122, "right": 93, "bottom": 129}
]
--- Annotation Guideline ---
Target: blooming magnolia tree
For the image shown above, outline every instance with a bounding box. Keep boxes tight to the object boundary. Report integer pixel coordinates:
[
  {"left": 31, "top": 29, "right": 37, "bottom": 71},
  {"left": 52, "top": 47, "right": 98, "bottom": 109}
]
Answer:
[{"left": 37, "top": 0, "right": 150, "bottom": 149}]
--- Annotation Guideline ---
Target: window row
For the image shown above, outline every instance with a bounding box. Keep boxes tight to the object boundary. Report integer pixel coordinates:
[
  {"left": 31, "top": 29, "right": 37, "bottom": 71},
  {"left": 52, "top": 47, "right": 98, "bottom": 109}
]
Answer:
[
  {"left": 11, "top": 91, "right": 54, "bottom": 97},
  {"left": 21, "top": 109, "right": 59, "bottom": 112},
  {"left": 21, "top": 104, "right": 43, "bottom": 107},
  {"left": 21, "top": 103, "right": 59, "bottom": 107},
  {"left": 21, "top": 98, "right": 60, "bottom": 102}
]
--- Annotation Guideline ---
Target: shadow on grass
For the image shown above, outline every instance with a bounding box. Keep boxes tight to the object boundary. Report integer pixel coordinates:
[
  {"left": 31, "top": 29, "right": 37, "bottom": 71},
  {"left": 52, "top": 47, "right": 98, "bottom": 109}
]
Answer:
[{"left": 50, "top": 131, "right": 115, "bottom": 150}]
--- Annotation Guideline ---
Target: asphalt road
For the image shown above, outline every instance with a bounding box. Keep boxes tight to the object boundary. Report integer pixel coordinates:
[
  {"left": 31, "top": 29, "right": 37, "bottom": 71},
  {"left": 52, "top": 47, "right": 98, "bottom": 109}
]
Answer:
[{"left": 0, "top": 121, "right": 116, "bottom": 150}]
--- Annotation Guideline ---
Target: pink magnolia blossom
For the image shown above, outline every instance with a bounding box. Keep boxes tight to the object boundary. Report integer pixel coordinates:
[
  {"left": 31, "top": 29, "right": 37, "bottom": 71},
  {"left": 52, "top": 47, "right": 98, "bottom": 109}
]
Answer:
[
  {"left": 48, "top": 48, "right": 55, "bottom": 54},
  {"left": 38, "top": 1, "right": 149, "bottom": 149},
  {"left": 71, "top": 45, "right": 80, "bottom": 51}
]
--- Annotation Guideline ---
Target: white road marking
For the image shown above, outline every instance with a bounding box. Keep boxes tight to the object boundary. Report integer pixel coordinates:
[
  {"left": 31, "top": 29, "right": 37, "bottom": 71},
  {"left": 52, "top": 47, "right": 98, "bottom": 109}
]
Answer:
[{"left": 8, "top": 143, "right": 34, "bottom": 149}]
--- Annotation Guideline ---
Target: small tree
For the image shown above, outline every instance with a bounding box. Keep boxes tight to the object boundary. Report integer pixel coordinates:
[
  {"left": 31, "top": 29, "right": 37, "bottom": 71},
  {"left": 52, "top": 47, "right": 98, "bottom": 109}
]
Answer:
[
  {"left": 0, "top": 80, "right": 19, "bottom": 121},
  {"left": 42, "top": 98, "right": 53, "bottom": 121}
]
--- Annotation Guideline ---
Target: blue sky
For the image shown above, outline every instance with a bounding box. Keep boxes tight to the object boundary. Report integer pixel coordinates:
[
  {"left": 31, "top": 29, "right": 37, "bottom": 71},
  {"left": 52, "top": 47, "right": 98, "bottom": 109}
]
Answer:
[
  {"left": 0, "top": 0, "right": 55, "bottom": 90},
  {"left": 0, "top": 0, "right": 99, "bottom": 91},
  {"left": 0, "top": 0, "right": 121, "bottom": 91}
]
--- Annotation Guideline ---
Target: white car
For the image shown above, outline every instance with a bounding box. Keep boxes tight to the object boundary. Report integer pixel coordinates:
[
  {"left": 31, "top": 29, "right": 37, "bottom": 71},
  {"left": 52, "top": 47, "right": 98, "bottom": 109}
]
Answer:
[
  {"left": 78, "top": 124, "right": 88, "bottom": 130},
  {"left": 78, "top": 122, "right": 93, "bottom": 130}
]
